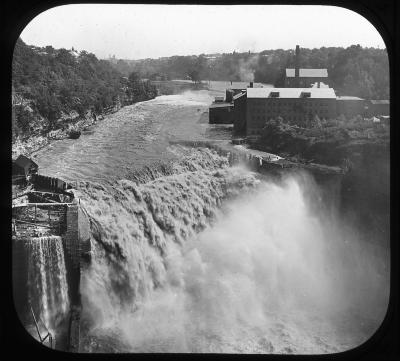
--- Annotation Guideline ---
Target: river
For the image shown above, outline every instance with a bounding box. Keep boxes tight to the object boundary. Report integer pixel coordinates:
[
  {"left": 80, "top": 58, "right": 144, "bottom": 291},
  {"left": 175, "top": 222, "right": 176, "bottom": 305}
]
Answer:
[{"left": 31, "top": 82, "right": 389, "bottom": 354}]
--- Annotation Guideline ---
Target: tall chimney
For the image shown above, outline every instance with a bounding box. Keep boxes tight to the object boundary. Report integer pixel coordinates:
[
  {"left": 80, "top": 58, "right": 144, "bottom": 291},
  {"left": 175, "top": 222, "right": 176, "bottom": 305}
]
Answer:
[
  {"left": 250, "top": 81, "right": 253, "bottom": 88},
  {"left": 295, "top": 45, "right": 300, "bottom": 87}
]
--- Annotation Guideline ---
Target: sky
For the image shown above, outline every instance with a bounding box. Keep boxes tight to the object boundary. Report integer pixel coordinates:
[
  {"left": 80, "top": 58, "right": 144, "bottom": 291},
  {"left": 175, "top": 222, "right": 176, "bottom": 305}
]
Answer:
[{"left": 20, "top": 4, "right": 386, "bottom": 60}]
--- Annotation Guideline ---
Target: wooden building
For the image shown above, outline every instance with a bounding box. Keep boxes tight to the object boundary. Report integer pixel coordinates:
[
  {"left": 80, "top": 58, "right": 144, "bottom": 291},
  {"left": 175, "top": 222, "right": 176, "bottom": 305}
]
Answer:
[{"left": 12, "top": 155, "right": 39, "bottom": 184}]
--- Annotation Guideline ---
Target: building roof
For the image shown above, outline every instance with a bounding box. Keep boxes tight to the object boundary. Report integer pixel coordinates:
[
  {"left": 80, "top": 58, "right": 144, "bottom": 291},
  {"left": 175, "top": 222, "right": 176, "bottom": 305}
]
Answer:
[
  {"left": 370, "top": 100, "right": 389, "bottom": 105},
  {"left": 311, "top": 81, "right": 329, "bottom": 88},
  {"left": 337, "top": 96, "right": 365, "bottom": 100},
  {"left": 286, "top": 68, "right": 328, "bottom": 78},
  {"left": 247, "top": 87, "right": 336, "bottom": 99},
  {"left": 228, "top": 82, "right": 264, "bottom": 90},
  {"left": 233, "top": 92, "right": 246, "bottom": 100},
  {"left": 14, "top": 155, "right": 38, "bottom": 170},
  {"left": 209, "top": 102, "right": 234, "bottom": 109}
]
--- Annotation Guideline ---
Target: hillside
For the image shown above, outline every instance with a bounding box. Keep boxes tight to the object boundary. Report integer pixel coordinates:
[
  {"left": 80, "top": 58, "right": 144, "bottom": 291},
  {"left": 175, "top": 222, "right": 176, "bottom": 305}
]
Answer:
[{"left": 12, "top": 39, "right": 157, "bottom": 150}]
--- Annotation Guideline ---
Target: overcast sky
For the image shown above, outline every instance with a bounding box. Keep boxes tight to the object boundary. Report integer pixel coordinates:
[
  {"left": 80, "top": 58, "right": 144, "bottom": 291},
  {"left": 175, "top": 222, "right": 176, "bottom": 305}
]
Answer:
[{"left": 20, "top": 4, "right": 385, "bottom": 60}]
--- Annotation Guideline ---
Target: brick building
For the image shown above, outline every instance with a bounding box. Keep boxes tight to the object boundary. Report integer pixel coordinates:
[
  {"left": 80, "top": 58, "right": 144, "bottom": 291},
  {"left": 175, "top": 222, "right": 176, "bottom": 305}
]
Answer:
[
  {"left": 225, "top": 82, "right": 264, "bottom": 102},
  {"left": 246, "top": 87, "right": 337, "bottom": 139},
  {"left": 284, "top": 45, "right": 329, "bottom": 88},
  {"left": 232, "top": 92, "right": 247, "bottom": 135},
  {"left": 209, "top": 102, "right": 234, "bottom": 124},
  {"left": 285, "top": 68, "right": 329, "bottom": 88},
  {"left": 365, "top": 100, "right": 390, "bottom": 117},
  {"left": 336, "top": 96, "right": 366, "bottom": 118}
]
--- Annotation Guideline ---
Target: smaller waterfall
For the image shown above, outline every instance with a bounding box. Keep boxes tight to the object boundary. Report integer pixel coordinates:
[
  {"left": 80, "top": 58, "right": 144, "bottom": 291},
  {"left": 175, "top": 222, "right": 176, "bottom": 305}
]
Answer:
[{"left": 27, "top": 236, "right": 69, "bottom": 334}]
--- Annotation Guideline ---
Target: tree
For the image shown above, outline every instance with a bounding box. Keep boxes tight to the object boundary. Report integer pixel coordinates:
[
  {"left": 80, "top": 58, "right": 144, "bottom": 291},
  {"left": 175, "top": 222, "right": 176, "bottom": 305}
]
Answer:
[
  {"left": 128, "top": 71, "right": 141, "bottom": 84},
  {"left": 188, "top": 69, "right": 200, "bottom": 83}
]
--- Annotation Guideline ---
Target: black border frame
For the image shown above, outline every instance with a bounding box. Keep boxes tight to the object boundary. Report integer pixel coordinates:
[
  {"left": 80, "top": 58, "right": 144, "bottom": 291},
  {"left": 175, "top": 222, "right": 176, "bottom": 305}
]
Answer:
[{"left": 1, "top": 1, "right": 398, "bottom": 360}]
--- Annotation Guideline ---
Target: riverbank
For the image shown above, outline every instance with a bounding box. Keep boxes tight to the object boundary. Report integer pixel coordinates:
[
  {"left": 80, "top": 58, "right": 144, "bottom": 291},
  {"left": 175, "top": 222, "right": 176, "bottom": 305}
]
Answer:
[
  {"left": 12, "top": 116, "right": 100, "bottom": 160},
  {"left": 13, "top": 98, "right": 144, "bottom": 160},
  {"left": 12, "top": 80, "right": 210, "bottom": 160}
]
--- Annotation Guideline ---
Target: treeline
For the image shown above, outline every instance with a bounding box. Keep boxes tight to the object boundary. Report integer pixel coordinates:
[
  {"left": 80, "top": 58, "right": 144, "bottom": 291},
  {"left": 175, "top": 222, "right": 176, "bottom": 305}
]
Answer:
[
  {"left": 109, "top": 45, "right": 389, "bottom": 100},
  {"left": 12, "top": 38, "right": 157, "bottom": 139}
]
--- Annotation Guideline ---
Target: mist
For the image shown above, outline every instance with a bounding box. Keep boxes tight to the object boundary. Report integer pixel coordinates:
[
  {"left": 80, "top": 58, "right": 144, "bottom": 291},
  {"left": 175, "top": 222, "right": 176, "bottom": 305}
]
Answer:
[
  {"left": 238, "top": 55, "right": 259, "bottom": 82},
  {"left": 78, "top": 164, "right": 389, "bottom": 353}
]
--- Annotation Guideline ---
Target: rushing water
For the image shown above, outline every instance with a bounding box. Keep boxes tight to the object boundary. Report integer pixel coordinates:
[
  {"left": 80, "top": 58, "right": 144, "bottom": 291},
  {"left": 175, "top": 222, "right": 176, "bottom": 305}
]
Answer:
[
  {"left": 27, "top": 236, "right": 69, "bottom": 335},
  {"left": 32, "top": 83, "right": 389, "bottom": 353},
  {"left": 32, "top": 90, "right": 231, "bottom": 183}
]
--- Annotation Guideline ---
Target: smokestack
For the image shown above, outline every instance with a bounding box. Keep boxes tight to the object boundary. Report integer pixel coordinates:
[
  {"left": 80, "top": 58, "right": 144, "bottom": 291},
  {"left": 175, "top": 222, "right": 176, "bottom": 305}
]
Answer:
[
  {"left": 250, "top": 82, "right": 253, "bottom": 88},
  {"left": 295, "top": 45, "right": 300, "bottom": 87}
]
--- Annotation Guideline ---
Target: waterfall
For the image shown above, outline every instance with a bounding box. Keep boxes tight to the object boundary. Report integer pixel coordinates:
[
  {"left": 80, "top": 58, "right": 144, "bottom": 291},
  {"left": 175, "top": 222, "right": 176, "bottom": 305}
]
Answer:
[
  {"left": 27, "top": 236, "right": 69, "bottom": 334},
  {"left": 73, "top": 146, "right": 388, "bottom": 353}
]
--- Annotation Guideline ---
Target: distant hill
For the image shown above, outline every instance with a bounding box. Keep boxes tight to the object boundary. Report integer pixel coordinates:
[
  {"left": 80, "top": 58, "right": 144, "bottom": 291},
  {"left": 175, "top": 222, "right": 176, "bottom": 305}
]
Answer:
[{"left": 107, "top": 45, "right": 389, "bottom": 100}]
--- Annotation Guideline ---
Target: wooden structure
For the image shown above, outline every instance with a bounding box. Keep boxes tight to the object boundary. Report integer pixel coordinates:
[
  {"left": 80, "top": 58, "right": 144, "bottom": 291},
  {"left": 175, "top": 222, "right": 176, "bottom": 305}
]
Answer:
[
  {"left": 12, "top": 155, "right": 38, "bottom": 184},
  {"left": 12, "top": 175, "right": 90, "bottom": 352}
]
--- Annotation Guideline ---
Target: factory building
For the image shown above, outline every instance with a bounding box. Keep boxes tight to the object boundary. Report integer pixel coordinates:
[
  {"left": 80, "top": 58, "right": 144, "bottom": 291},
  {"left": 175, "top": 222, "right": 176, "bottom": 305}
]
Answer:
[
  {"left": 336, "top": 96, "right": 367, "bottom": 118},
  {"left": 209, "top": 95, "right": 234, "bottom": 124},
  {"left": 246, "top": 87, "right": 337, "bottom": 140},
  {"left": 225, "top": 82, "right": 264, "bottom": 102},
  {"left": 285, "top": 45, "right": 329, "bottom": 88},
  {"left": 210, "top": 82, "right": 262, "bottom": 124},
  {"left": 365, "top": 100, "right": 390, "bottom": 117},
  {"left": 335, "top": 97, "right": 390, "bottom": 119},
  {"left": 232, "top": 92, "right": 247, "bottom": 135}
]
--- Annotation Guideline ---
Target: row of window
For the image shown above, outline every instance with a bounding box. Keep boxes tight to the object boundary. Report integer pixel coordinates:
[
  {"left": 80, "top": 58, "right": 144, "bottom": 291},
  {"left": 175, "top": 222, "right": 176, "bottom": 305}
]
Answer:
[
  {"left": 251, "top": 107, "right": 329, "bottom": 116},
  {"left": 250, "top": 112, "right": 330, "bottom": 122},
  {"left": 251, "top": 102, "right": 330, "bottom": 108}
]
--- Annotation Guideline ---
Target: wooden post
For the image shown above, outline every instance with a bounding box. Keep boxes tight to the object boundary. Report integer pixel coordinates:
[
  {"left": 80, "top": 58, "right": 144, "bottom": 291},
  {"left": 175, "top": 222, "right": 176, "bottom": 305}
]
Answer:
[{"left": 30, "top": 305, "right": 42, "bottom": 342}]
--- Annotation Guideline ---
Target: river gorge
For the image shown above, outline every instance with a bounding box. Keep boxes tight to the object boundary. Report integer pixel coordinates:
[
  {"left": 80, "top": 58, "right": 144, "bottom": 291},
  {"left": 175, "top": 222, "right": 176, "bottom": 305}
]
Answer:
[{"left": 21, "top": 82, "right": 390, "bottom": 354}]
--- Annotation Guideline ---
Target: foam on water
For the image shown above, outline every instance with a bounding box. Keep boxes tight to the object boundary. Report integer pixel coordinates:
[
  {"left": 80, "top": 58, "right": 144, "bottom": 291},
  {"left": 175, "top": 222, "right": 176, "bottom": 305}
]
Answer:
[{"left": 74, "top": 147, "right": 388, "bottom": 353}]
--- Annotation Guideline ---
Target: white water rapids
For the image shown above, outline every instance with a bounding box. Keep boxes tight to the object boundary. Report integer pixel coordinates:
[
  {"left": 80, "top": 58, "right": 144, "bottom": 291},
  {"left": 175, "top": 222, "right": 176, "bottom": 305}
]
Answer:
[
  {"left": 30, "top": 85, "right": 389, "bottom": 353},
  {"left": 73, "top": 147, "right": 388, "bottom": 353}
]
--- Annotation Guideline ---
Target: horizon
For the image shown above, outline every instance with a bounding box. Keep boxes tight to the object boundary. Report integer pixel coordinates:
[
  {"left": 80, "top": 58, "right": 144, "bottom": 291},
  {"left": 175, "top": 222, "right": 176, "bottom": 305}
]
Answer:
[
  {"left": 20, "top": 4, "right": 385, "bottom": 60},
  {"left": 20, "top": 38, "right": 386, "bottom": 62}
]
